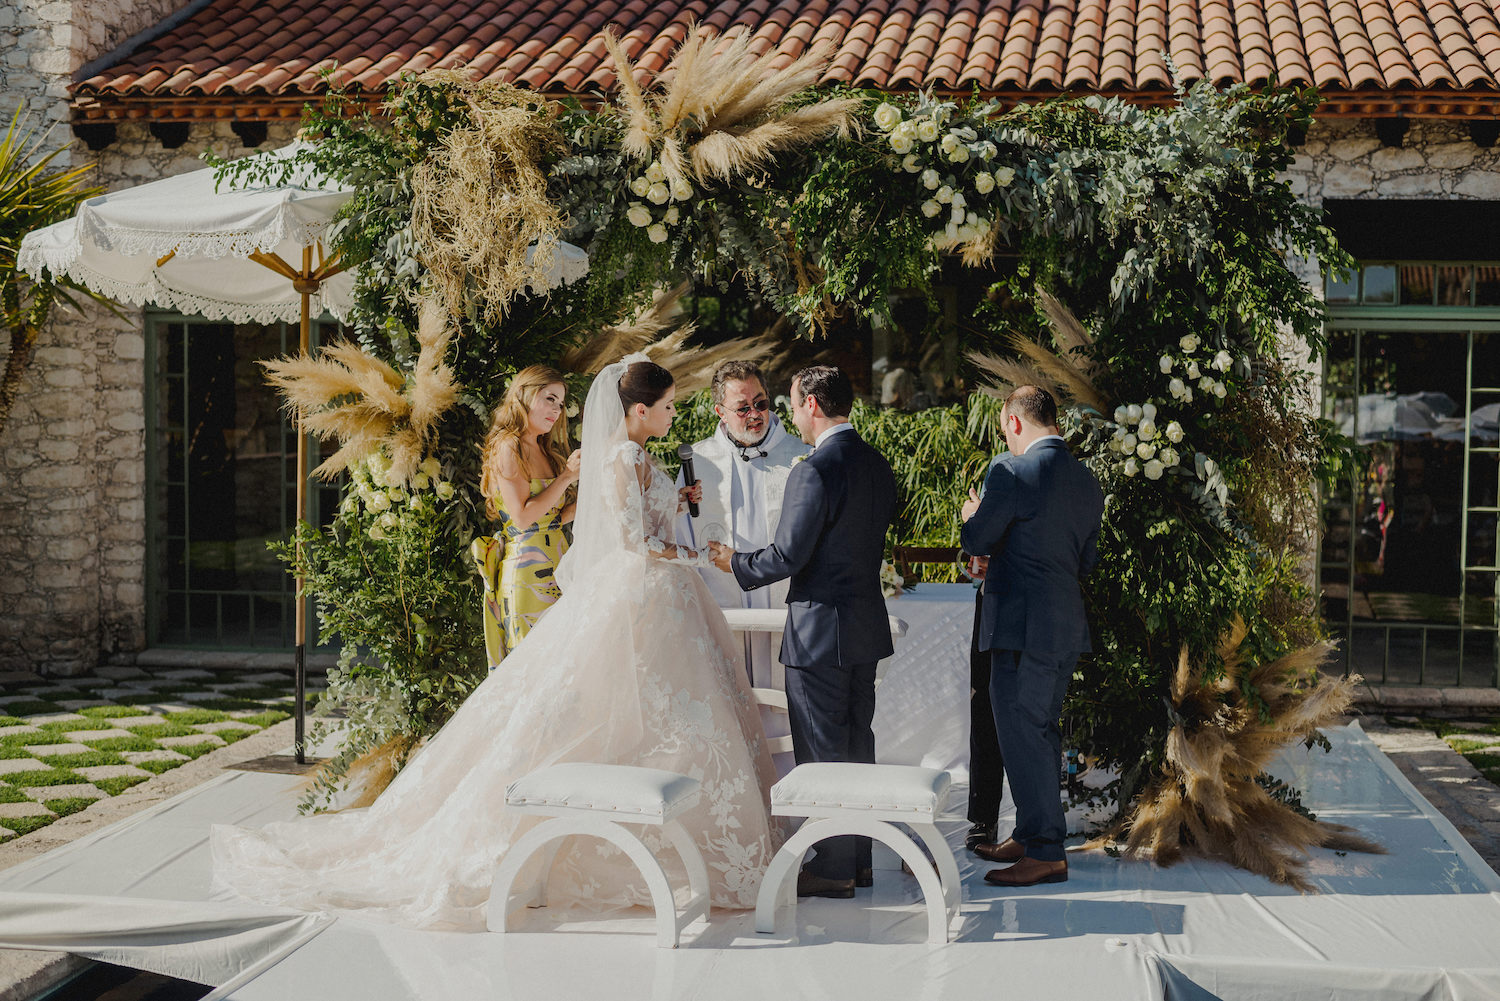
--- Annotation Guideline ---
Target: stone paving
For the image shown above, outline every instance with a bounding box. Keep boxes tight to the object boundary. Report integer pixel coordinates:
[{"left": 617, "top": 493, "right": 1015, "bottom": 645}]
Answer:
[{"left": 0, "top": 666, "right": 317, "bottom": 841}]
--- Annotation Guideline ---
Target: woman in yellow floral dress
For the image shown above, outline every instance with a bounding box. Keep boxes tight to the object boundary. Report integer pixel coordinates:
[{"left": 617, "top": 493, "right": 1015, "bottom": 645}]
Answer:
[{"left": 478, "top": 366, "right": 580, "bottom": 663}]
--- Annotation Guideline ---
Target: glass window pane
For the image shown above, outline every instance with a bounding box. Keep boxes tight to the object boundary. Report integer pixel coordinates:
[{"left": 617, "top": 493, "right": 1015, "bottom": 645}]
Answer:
[
  {"left": 1400, "top": 265, "right": 1434, "bottom": 305},
  {"left": 1475, "top": 266, "right": 1500, "bottom": 306},
  {"left": 1361, "top": 265, "right": 1396, "bottom": 304},
  {"left": 1326, "top": 269, "right": 1358, "bottom": 303},
  {"left": 1437, "top": 265, "right": 1474, "bottom": 306}
]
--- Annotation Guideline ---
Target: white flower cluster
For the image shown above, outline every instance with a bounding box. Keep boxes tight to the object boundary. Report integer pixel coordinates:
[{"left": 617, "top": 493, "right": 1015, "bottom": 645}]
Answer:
[
  {"left": 871, "top": 101, "right": 1015, "bottom": 249},
  {"left": 879, "top": 559, "right": 905, "bottom": 598},
  {"left": 343, "top": 453, "right": 455, "bottom": 541},
  {"left": 624, "top": 159, "right": 693, "bottom": 244},
  {"left": 1157, "top": 333, "right": 1242, "bottom": 404},
  {"left": 1106, "top": 402, "right": 1183, "bottom": 480}
]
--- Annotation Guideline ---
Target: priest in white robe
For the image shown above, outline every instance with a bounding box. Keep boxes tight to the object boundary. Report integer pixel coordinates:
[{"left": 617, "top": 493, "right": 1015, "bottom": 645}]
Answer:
[{"left": 676, "top": 360, "right": 810, "bottom": 693}]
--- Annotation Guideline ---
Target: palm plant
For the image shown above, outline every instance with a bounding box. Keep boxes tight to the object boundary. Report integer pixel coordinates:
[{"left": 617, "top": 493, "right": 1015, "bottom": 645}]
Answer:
[{"left": 0, "top": 106, "right": 106, "bottom": 436}]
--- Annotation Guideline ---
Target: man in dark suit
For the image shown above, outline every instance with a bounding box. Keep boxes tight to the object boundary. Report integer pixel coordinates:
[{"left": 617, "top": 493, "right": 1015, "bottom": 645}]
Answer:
[
  {"left": 709, "top": 365, "right": 897, "bottom": 900},
  {"left": 960, "top": 385, "right": 1104, "bottom": 887}
]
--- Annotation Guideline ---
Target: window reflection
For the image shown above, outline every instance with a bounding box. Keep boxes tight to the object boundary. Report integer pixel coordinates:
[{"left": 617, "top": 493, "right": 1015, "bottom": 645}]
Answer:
[{"left": 1399, "top": 265, "right": 1434, "bottom": 306}]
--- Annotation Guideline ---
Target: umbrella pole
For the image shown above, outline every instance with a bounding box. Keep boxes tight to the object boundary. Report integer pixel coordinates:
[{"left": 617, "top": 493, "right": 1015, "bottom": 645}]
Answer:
[{"left": 294, "top": 253, "right": 311, "bottom": 764}]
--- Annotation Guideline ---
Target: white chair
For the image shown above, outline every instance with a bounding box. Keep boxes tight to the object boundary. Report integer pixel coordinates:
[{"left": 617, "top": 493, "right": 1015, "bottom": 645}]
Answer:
[
  {"left": 751, "top": 687, "right": 796, "bottom": 755},
  {"left": 487, "top": 763, "right": 710, "bottom": 948},
  {"left": 754, "top": 762, "right": 961, "bottom": 944}
]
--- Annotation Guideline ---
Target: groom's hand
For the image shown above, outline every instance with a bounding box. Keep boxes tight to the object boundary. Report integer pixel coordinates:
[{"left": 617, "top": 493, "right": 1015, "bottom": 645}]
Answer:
[
  {"left": 961, "top": 488, "right": 982, "bottom": 522},
  {"left": 707, "top": 542, "right": 736, "bottom": 573}
]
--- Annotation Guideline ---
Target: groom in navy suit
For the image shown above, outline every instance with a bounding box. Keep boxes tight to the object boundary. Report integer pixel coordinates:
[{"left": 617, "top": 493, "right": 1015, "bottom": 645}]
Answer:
[
  {"left": 960, "top": 385, "right": 1103, "bottom": 887},
  {"left": 710, "top": 365, "right": 897, "bottom": 900}
]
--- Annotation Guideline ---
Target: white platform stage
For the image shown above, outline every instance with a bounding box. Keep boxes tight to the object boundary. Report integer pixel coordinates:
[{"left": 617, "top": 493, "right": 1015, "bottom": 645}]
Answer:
[{"left": 0, "top": 723, "right": 1497, "bottom": 1001}]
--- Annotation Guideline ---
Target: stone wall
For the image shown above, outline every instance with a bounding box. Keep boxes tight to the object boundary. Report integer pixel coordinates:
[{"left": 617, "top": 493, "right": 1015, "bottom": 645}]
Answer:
[{"left": 1287, "top": 118, "right": 1500, "bottom": 205}]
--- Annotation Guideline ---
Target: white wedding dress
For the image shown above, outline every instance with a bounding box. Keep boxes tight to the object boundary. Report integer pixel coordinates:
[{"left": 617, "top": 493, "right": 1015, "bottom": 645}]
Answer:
[{"left": 212, "top": 357, "right": 780, "bottom": 930}]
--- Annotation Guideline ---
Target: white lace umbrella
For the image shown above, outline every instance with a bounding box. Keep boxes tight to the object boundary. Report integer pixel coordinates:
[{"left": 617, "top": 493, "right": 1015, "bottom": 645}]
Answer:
[{"left": 18, "top": 141, "right": 587, "bottom": 760}]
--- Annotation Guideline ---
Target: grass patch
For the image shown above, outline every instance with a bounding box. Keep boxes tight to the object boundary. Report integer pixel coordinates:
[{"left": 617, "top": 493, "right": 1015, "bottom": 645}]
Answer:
[
  {"left": 77, "top": 706, "right": 149, "bottom": 719},
  {"left": 109, "top": 693, "right": 167, "bottom": 706},
  {"left": 94, "top": 775, "right": 151, "bottom": 796},
  {"left": 85, "top": 735, "right": 158, "bottom": 753},
  {"left": 36, "top": 750, "right": 125, "bottom": 769},
  {"left": 1, "top": 732, "right": 66, "bottom": 747},
  {"left": 174, "top": 742, "right": 224, "bottom": 760},
  {"left": 5, "top": 768, "right": 86, "bottom": 787},
  {"left": 38, "top": 718, "right": 111, "bottom": 732},
  {"left": 236, "top": 710, "right": 290, "bottom": 728},
  {"left": 136, "top": 759, "right": 186, "bottom": 775},
  {"left": 124, "top": 723, "right": 197, "bottom": 739},
  {"left": 0, "top": 716, "right": 29, "bottom": 727},
  {"left": 44, "top": 797, "right": 97, "bottom": 818},
  {"left": 186, "top": 698, "right": 267, "bottom": 712},
  {"left": 162, "top": 709, "right": 230, "bottom": 725},
  {"left": 217, "top": 728, "right": 251, "bottom": 745},
  {"left": 0, "top": 816, "right": 55, "bottom": 836},
  {"left": 1447, "top": 737, "right": 1496, "bottom": 754},
  {"left": 39, "top": 690, "right": 87, "bottom": 702},
  {"left": 4, "top": 701, "right": 62, "bottom": 716},
  {"left": 0, "top": 785, "right": 31, "bottom": 804},
  {"left": 0, "top": 746, "right": 29, "bottom": 759}
]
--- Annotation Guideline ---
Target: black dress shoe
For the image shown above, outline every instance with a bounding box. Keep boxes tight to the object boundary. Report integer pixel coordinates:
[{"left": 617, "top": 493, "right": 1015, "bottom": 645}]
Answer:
[
  {"left": 855, "top": 867, "right": 873, "bottom": 887},
  {"left": 965, "top": 824, "right": 997, "bottom": 852},
  {"left": 797, "top": 872, "right": 856, "bottom": 899}
]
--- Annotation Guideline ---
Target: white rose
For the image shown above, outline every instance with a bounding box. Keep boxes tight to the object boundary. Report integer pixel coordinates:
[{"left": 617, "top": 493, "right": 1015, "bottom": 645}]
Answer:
[
  {"left": 625, "top": 203, "right": 652, "bottom": 228},
  {"left": 977, "top": 141, "right": 997, "bottom": 161},
  {"left": 420, "top": 456, "right": 441, "bottom": 478},
  {"left": 1169, "top": 378, "right": 1186, "bottom": 399},
  {"left": 366, "top": 492, "right": 389, "bottom": 513},
  {"left": 435, "top": 480, "right": 455, "bottom": 500},
  {"left": 1165, "top": 421, "right": 1184, "bottom": 443},
  {"left": 1180, "top": 334, "right": 1200, "bottom": 352},
  {"left": 663, "top": 205, "right": 679, "bottom": 224},
  {"left": 645, "top": 161, "right": 665, "bottom": 183},
  {"left": 940, "top": 133, "right": 959, "bottom": 154},
  {"left": 943, "top": 221, "right": 960, "bottom": 242},
  {"left": 1136, "top": 441, "right": 1156, "bottom": 460},
  {"left": 873, "top": 102, "right": 903, "bottom": 131},
  {"left": 670, "top": 177, "right": 693, "bottom": 201},
  {"left": 921, "top": 168, "right": 941, "bottom": 190},
  {"left": 1144, "top": 459, "right": 1165, "bottom": 480},
  {"left": 1213, "top": 381, "right": 1227, "bottom": 399},
  {"left": 1107, "top": 438, "right": 1122, "bottom": 453},
  {"left": 646, "top": 182, "right": 670, "bottom": 205},
  {"left": 915, "top": 118, "right": 940, "bottom": 142},
  {"left": 1138, "top": 419, "right": 1157, "bottom": 440},
  {"left": 994, "top": 165, "right": 1016, "bottom": 186},
  {"left": 1141, "top": 402, "right": 1157, "bottom": 421},
  {"left": 411, "top": 472, "right": 430, "bottom": 489},
  {"left": 967, "top": 211, "right": 981, "bottom": 225},
  {"left": 387, "top": 488, "right": 405, "bottom": 502},
  {"left": 339, "top": 495, "right": 358, "bottom": 515},
  {"left": 1199, "top": 376, "right": 1215, "bottom": 392},
  {"left": 367, "top": 525, "right": 386, "bottom": 541},
  {"left": 1160, "top": 448, "right": 1180, "bottom": 467},
  {"left": 1113, "top": 405, "right": 1129, "bottom": 423},
  {"left": 629, "top": 175, "right": 650, "bottom": 197},
  {"left": 1186, "top": 360, "right": 1201, "bottom": 380},
  {"left": 902, "top": 153, "right": 922, "bottom": 173},
  {"left": 1213, "top": 350, "right": 1233, "bottom": 372},
  {"left": 1121, "top": 432, "right": 1138, "bottom": 452},
  {"left": 646, "top": 223, "right": 668, "bottom": 244},
  {"left": 1159, "top": 354, "right": 1174, "bottom": 373},
  {"left": 1123, "top": 457, "right": 1140, "bottom": 477},
  {"left": 920, "top": 199, "right": 941, "bottom": 218},
  {"left": 950, "top": 191, "right": 966, "bottom": 209},
  {"left": 379, "top": 511, "right": 399, "bottom": 527},
  {"left": 1126, "top": 403, "right": 1143, "bottom": 423},
  {"left": 950, "top": 205, "right": 966, "bottom": 225},
  {"left": 936, "top": 184, "right": 954, "bottom": 204},
  {"left": 408, "top": 494, "right": 426, "bottom": 511},
  {"left": 890, "top": 131, "right": 915, "bottom": 154},
  {"left": 973, "top": 171, "right": 995, "bottom": 194},
  {"left": 947, "top": 144, "right": 970, "bottom": 163},
  {"left": 383, "top": 467, "right": 404, "bottom": 488}
]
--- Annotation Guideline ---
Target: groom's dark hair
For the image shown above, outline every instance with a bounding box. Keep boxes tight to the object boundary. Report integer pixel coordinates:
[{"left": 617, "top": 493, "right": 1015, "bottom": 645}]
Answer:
[
  {"left": 794, "top": 365, "right": 854, "bottom": 418},
  {"left": 1005, "top": 385, "right": 1059, "bottom": 429}
]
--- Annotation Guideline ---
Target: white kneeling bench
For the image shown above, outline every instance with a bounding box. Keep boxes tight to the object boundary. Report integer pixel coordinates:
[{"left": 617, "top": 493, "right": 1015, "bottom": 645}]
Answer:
[
  {"left": 487, "top": 763, "right": 710, "bottom": 948},
  {"left": 755, "top": 763, "right": 960, "bottom": 944}
]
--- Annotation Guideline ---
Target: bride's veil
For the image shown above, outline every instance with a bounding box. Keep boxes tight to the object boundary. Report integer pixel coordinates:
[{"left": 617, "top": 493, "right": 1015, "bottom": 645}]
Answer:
[{"left": 555, "top": 353, "right": 646, "bottom": 594}]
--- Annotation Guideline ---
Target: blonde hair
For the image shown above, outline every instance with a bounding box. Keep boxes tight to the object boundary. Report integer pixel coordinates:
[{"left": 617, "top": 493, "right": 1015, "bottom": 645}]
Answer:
[{"left": 480, "top": 365, "right": 572, "bottom": 520}]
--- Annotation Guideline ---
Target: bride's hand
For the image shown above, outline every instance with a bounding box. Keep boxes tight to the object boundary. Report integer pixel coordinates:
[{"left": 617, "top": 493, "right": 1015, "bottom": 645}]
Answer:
[{"left": 679, "top": 483, "right": 702, "bottom": 508}]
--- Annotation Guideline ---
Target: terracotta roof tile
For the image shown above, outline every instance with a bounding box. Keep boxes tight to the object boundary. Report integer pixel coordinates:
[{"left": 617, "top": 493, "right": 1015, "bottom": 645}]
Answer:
[{"left": 71, "top": 0, "right": 1500, "bottom": 118}]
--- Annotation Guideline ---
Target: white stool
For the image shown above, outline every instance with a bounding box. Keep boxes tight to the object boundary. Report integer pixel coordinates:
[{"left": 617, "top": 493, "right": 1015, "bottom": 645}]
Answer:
[
  {"left": 487, "top": 763, "right": 710, "bottom": 948},
  {"left": 754, "top": 762, "right": 960, "bottom": 944}
]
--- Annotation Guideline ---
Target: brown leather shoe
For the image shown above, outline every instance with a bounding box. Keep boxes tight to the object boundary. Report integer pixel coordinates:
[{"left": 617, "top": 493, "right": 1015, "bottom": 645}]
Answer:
[
  {"left": 983, "top": 857, "right": 1068, "bottom": 887},
  {"left": 972, "top": 837, "right": 1025, "bottom": 864},
  {"left": 798, "top": 872, "right": 856, "bottom": 899}
]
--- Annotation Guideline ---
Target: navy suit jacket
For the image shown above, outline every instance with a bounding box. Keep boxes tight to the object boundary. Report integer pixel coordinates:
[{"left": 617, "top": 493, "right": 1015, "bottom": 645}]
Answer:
[
  {"left": 960, "top": 438, "right": 1104, "bottom": 656},
  {"left": 732, "top": 427, "right": 898, "bottom": 668}
]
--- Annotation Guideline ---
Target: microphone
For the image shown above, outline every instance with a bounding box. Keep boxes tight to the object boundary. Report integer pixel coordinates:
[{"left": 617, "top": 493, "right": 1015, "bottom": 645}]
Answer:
[{"left": 677, "top": 443, "right": 700, "bottom": 518}]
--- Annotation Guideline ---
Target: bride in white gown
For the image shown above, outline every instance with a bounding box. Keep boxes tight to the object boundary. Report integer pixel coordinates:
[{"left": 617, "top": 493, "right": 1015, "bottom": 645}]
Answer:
[{"left": 212, "top": 355, "right": 780, "bottom": 930}]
